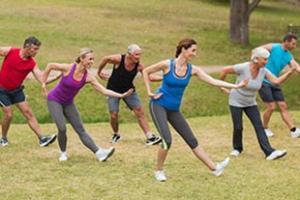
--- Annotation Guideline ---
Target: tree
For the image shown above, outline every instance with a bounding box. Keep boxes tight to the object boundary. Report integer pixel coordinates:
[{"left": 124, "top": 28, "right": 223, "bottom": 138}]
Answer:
[{"left": 230, "top": 0, "right": 261, "bottom": 45}]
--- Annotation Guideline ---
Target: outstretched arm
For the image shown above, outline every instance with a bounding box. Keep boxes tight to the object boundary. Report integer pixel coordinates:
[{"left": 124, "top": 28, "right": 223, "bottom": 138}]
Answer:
[
  {"left": 143, "top": 60, "right": 169, "bottom": 99},
  {"left": 193, "top": 65, "right": 246, "bottom": 89},
  {"left": 265, "top": 68, "right": 294, "bottom": 85},
  {"left": 87, "top": 73, "right": 133, "bottom": 98},
  {"left": 97, "top": 54, "right": 121, "bottom": 80},
  {"left": 0, "top": 47, "right": 11, "bottom": 57},
  {"left": 219, "top": 66, "right": 237, "bottom": 93}
]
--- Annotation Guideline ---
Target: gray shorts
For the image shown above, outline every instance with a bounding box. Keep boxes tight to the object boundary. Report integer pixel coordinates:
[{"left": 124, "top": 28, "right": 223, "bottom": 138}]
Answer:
[
  {"left": 108, "top": 92, "right": 142, "bottom": 113},
  {"left": 258, "top": 83, "right": 285, "bottom": 102}
]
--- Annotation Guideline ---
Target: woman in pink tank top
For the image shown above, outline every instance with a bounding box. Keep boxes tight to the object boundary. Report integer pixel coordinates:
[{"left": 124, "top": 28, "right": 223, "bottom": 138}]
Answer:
[{"left": 42, "top": 48, "right": 133, "bottom": 162}]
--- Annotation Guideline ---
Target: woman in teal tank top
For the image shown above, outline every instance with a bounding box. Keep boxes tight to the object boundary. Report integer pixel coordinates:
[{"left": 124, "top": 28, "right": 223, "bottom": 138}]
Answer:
[{"left": 143, "top": 38, "right": 247, "bottom": 181}]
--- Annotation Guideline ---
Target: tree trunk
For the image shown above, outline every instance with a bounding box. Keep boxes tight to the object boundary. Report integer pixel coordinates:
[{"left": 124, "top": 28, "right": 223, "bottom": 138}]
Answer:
[
  {"left": 230, "top": 0, "right": 249, "bottom": 45},
  {"left": 229, "top": 0, "right": 261, "bottom": 45}
]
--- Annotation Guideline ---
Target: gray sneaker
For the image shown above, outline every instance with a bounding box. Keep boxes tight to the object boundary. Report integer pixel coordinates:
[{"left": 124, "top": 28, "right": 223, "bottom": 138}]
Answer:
[{"left": 0, "top": 138, "right": 9, "bottom": 147}]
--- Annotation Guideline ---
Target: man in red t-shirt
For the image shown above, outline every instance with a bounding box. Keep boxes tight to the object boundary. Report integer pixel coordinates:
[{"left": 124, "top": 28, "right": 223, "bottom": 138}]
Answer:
[{"left": 0, "top": 36, "right": 56, "bottom": 147}]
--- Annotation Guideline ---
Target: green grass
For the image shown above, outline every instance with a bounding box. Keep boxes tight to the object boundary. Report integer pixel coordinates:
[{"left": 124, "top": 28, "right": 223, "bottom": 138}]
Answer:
[
  {"left": 1, "top": 112, "right": 300, "bottom": 199},
  {"left": 0, "top": 0, "right": 300, "bottom": 123}
]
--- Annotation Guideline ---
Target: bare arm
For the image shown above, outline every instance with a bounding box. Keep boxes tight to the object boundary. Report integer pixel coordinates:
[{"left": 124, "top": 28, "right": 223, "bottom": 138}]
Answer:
[
  {"left": 289, "top": 59, "right": 300, "bottom": 73},
  {"left": 0, "top": 47, "right": 11, "bottom": 57},
  {"left": 139, "top": 63, "right": 163, "bottom": 82},
  {"left": 265, "top": 68, "right": 294, "bottom": 85},
  {"left": 143, "top": 60, "right": 169, "bottom": 99},
  {"left": 97, "top": 54, "right": 121, "bottom": 80},
  {"left": 219, "top": 66, "right": 237, "bottom": 93},
  {"left": 42, "top": 63, "right": 70, "bottom": 85},
  {"left": 86, "top": 73, "right": 133, "bottom": 98},
  {"left": 192, "top": 65, "right": 246, "bottom": 89}
]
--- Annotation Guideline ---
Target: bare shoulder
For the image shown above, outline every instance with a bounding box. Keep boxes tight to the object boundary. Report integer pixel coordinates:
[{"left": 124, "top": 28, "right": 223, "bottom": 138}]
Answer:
[{"left": 0, "top": 47, "right": 12, "bottom": 56}]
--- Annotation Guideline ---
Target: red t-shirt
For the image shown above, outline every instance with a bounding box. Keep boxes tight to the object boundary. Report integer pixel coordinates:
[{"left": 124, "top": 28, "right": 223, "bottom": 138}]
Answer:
[{"left": 0, "top": 48, "right": 36, "bottom": 90}]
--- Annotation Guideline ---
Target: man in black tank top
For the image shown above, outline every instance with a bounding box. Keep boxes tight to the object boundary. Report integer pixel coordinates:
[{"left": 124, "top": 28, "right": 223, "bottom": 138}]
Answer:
[{"left": 97, "top": 44, "right": 161, "bottom": 145}]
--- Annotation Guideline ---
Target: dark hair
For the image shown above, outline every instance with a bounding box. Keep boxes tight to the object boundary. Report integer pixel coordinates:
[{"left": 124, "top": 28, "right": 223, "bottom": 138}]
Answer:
[
  {"left": 23, "top": 36, "right": 41, "bottom": 48},
  {"left": 75, "top": 48, "right": 93, "bottom": 63},
  {"left": 283, "top": 33, "right": 297, "bottom": 42},
  {"left": 175, "top": 38, "right": 197, "bottom": 58}
]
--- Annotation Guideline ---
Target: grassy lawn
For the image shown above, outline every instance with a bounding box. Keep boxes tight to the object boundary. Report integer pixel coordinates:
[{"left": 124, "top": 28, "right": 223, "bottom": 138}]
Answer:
[{"left": 1, "top": 112, "right": 300, "bottom": 199}]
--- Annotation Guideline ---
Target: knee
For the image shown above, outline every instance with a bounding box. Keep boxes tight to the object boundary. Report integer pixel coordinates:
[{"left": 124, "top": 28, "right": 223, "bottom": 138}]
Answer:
[
  {"left": 23, "top": 108, "right": 34, "bottom": 120},
  {"left": 57, "top": 125, "right": 67, "bottom": 135},
  {"left": 134, "top": 108, "right": 145, "bottom": 118},
  {"left": 3, "top": 109, "right": 13, "bottom": 120},
  {"left": 189, "top": 138, "right": 198, "bottom": 149},
  {"left": 278, "top": 103, "right": 288, "bottom": 112},
  {"left": 110, "top": 112, "right": 118, "bottom": 121},
  {"left": 161, "top": 138, "right": 172, "bottom": 150},
  {"left": 266, "top": 104, "right": 276, "bottom": 112},
  {"left": 234, "top": 126, "right": 243, "bottom": 133}
]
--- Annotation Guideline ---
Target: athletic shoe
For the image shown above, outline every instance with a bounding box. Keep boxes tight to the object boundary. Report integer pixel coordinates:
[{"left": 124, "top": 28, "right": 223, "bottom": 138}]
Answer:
[
  {"left": 230, "top": 149, "right": 240, "bottom": 157},
  {"left": 266, "top": 150, "right": 287, "bottom": 160},
  {"left": 59, "top": 152, "right": 68, "bottom": 162},
  {"left": 154, "top": 170, "right": 167, "bottom": 182},
  {"left": 264, "top": 128, "right": 274, "bottom": 137},
  {"left": 111, "top": 134, "right": 121, "bottom": 143},
  {"left": 0, "top": 138, "right": 9, "bottom": 147},
  {"left": 212, "top": 157, "right": 230, "bottom": 177},
  {"left": 96, "top": 147, "right": 115, "bottom": 161},
  {"left": 146, "top": 135, "right": 162, "bottom": 145},
  {"left": 290, "top": 128, "right": 300, "bottom": 138},
  {"left": 39, "top": 134, "right": 57, "bottom": 147}
]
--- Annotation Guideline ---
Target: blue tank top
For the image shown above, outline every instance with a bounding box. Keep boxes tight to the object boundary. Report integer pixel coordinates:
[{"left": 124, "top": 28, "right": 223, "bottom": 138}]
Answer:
[{"left": 152, "top": 59, "right": 192, "bottom": 111}]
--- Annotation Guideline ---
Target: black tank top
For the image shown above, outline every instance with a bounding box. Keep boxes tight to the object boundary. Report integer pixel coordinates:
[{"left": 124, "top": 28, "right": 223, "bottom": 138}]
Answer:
[{"left": 107, "top": 54, "right": 139, "bottom": 93}]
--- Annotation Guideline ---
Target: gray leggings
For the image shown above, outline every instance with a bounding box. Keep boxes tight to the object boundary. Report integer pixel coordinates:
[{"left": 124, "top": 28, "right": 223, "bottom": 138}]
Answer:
[
  {"left": 149, "top": 102, "right": 198, "bottom": 150},
  {"left": 47, "top": 100, "right": 99, "bottom": 153}
]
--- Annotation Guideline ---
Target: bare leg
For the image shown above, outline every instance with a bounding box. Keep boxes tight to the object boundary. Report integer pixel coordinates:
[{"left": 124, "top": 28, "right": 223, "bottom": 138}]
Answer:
[
  {"left": 110, "top": 112, "right": 119, "bottom": 133},
  {"left": 277, "top": 101, "right": 294, "bottom": 129},
  {"left": 1, "top": 106, "right": 13, "bottom": 139},
  {"left": 16, "top": 101, "right": 42, "bottom": 138},
  {"left": 132, "top": 107, "right": 150, "bottom": 135},
  {"left": 192, "top": 146, "right": 216, "bottom": 170},
  {"left": 262, "top": 102, "right": 276, "bottom": 128},
  {"left": 156, "top": 147, "right": 168, "bottom": 171}
]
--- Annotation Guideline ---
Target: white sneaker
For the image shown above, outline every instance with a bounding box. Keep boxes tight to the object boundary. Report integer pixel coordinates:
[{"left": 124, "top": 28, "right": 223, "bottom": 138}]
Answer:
[
  {"left": 96, "top": 147, "right": 115, "bottom": 161},
  {"left": 212, "top": 157, "right": 230, "bottom": 177},
  {"left": 290, "top": 128, "right": 300, "bottom": 138},
  {"left": 59, "top": 152, "right": 68, "bottom": 162},
  {"left": 230, "top": 149, "right": 240, "bottom": 157},
  {"left": 266, "top": 150, "right": 287, "bottom": 160},
  {"left": 264, "top": 129, "right": 274, "bottom": 137},
  {"left": 154, "top": 170, "right": 167, "bottom": 182}
]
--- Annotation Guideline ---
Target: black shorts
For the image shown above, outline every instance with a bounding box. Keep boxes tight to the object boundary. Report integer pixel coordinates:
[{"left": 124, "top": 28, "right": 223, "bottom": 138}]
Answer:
[
  {"left": 258, "top": 83, "right": 285, "bottom": 102},
  {"left": 0, "top": 86, "right": 26, "bottom": 107}
]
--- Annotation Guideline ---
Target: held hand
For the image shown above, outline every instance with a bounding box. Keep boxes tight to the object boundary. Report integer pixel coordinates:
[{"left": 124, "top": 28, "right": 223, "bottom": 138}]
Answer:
[
  {"left": 148, "top": 92, "right": 163, "bottom": 100},
  {"left": 99, "top": 72, "right": 110, "bottom": 81},
  {"left": 220, "top": 87, "right": 230, "bottom": 94},
  {"left": 236, "top": 79, "right": 248, "bottom": 88},
  {"left": 121, "top": 88, "right": 134, "bottom": 97},
  {"left": 42, "top": 84, "right": 48, "bottom": 97}
]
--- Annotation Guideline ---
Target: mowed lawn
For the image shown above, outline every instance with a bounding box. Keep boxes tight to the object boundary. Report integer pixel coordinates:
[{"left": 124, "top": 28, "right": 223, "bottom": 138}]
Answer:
[{"left": 1, "top": 112, "right": 300, "bottom": 200}]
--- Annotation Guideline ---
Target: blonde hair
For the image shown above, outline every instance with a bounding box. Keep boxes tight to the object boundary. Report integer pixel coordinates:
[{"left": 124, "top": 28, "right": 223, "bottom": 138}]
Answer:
[{"left": 75, "top": 48, "right": 93, "bottom": 63}]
